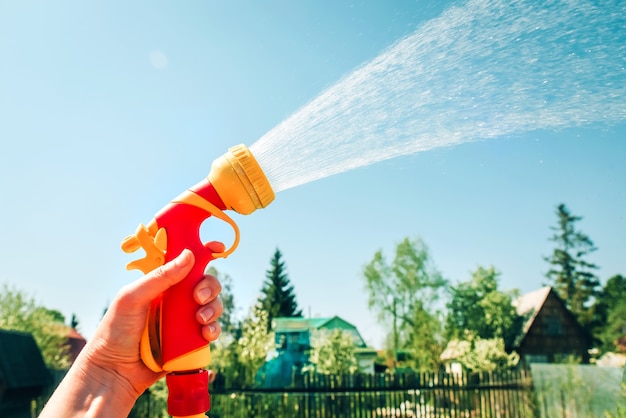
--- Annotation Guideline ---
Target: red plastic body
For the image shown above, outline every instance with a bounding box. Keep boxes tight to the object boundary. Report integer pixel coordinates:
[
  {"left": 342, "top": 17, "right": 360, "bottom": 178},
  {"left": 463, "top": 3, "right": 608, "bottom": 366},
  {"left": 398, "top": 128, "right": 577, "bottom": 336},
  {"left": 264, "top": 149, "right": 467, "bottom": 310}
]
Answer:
[
  {"left": 154, "top": 178, "right": 225, "bottom": 416},
  {"left": 166, "top": 371, "right": 210, "bottom": 416}
]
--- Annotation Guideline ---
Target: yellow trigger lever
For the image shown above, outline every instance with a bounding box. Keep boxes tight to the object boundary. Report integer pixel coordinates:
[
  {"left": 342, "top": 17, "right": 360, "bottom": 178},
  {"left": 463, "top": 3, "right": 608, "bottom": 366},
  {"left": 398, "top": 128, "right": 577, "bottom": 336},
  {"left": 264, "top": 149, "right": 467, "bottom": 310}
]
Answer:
[
  {"left": 171, "top": 190, "right": 241, "bottom": 259},
  {"left": 121, "top": 220, "right": 168, "bottom": 274}
]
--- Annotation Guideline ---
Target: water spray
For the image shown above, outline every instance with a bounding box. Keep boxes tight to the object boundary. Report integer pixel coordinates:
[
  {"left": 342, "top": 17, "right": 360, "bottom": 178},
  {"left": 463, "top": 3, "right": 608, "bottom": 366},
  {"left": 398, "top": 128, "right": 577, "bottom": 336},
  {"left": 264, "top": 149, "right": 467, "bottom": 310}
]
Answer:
[
  {"left": 118, "top": 0, "right": 625, "bottom": 415},
  {"left": 121, "top": 144, "right": 273, "bottom": 417}
]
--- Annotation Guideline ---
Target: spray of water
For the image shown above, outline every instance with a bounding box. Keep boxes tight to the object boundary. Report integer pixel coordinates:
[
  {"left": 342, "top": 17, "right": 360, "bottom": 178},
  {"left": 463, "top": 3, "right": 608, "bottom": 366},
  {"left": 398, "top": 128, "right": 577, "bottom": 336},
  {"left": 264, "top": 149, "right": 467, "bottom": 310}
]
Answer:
[{"left": 250, "top": 0, "right": 625, "bottom": 192}]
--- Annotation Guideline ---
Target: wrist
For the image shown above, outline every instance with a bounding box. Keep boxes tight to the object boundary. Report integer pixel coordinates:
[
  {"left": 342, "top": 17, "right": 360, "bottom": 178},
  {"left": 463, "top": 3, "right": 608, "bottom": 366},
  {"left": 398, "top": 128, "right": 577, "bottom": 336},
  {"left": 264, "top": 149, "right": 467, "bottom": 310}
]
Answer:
[{"left": 40, "top": 351, "right": 138, "bottom": 417}]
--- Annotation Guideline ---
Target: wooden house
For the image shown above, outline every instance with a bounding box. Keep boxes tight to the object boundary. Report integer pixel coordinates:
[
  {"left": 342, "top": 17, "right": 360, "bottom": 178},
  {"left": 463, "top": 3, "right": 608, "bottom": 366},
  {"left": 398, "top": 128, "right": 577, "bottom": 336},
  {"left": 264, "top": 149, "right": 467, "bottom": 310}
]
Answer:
[
  {"left": 0, "top": 330, "right": 51, "bottom": 418},
  {"left": 512, "top": 286, "right": 592, "bottom": 364}
]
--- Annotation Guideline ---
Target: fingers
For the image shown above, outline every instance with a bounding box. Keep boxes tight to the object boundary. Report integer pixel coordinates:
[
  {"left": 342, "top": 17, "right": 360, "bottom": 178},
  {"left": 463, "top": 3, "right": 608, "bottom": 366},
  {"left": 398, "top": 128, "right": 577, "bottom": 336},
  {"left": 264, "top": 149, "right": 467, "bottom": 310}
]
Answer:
[
  {"left": 196, "top": 295, "right": 223, "bottom": 323},
  {"left": 193, "top": 274, "right": 222, "bottom": 305},
  {"left": 200, "top": 321, "right": 222, "bottom": 342},
  {"left": 194, "top": 274, "right": 223, "bottom": 342},
  {"left": 118, "top": 249, "right": 195, "bottom": 307}
]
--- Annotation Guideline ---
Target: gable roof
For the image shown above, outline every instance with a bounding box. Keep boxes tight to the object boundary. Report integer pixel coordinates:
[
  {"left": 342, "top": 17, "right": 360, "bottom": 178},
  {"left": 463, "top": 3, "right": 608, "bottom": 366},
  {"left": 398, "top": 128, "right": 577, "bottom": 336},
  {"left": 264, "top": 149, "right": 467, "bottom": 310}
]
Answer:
[
  {"left": 272, "top": 316, "right": 367, "bottom": 348},
  {"left": 511, "top": 285, "right": 593, "bottom": 350},
  {"left": 512, "top": 285, "right": 552, "bottom": 340},
  {"left": 273, "top": 316, "right": 357, "bottom": 333}
]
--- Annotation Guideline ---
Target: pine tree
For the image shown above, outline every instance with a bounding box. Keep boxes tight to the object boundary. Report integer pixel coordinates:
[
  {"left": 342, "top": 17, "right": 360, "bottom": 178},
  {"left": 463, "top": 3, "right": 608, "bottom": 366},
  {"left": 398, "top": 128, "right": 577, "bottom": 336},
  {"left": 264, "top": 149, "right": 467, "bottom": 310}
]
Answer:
[
  {"left": 259, "top": 248, "right": 302, "bottom": 331},
  {"left": 544, "top": 203, "right": 600, "bottom": 327}
]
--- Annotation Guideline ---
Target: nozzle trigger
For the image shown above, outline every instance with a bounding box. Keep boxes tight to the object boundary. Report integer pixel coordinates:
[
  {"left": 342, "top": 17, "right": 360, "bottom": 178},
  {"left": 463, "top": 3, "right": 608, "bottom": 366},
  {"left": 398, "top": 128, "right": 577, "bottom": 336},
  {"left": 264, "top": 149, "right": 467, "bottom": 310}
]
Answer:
[
  {"left": 121, "top": 221, "right": 167, "bottom": 274},
  {"left": 171, "top": 191, "right": 241, "bottom": 259}
]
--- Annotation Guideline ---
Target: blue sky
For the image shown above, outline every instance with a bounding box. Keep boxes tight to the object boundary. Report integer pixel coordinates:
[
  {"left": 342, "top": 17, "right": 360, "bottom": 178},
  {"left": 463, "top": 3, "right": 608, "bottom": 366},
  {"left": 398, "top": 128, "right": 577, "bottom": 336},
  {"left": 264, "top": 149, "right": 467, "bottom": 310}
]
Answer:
[{"left": 1, "top": 0, "right": 624, "bottom": 348}]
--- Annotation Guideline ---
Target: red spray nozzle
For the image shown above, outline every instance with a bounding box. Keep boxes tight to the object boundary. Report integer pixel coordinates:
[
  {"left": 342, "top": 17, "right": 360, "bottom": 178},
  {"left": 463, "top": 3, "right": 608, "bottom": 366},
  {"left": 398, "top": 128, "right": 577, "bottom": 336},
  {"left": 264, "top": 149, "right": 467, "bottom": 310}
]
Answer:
[{"left": 122, "top": 144, "right": 275, "bottom": 417}]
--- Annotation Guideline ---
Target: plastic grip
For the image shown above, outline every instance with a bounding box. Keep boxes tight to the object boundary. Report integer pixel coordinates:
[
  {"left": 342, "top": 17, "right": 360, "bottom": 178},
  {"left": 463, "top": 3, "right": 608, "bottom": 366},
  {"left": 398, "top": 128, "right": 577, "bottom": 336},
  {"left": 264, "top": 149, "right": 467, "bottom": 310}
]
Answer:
[{"left": 166, "top": 370, "right": 210, "bottom": 417}]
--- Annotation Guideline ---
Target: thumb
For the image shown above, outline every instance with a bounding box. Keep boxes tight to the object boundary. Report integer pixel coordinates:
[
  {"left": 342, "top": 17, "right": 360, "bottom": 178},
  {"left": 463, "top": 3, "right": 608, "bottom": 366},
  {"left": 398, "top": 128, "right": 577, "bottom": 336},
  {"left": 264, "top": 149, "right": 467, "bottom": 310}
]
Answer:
[{"left": 124, "top": 249, "right": 195, "bottom": 305}]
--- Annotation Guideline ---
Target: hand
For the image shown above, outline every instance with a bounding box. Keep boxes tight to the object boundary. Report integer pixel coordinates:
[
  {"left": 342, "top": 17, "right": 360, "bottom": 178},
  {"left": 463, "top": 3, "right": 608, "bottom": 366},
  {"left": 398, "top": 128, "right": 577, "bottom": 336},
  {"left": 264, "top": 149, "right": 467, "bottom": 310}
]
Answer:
[{"left": 39, "top": 249, "right": 223, "bottom": 417}]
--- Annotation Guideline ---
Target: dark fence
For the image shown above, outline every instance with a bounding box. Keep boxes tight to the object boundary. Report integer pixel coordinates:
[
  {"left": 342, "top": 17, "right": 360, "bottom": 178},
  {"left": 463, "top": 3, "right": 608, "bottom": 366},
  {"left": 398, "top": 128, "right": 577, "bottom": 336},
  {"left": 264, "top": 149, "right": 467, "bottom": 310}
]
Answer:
[{"left": 209, "top": 369, "right": 535, "bottom": 418}]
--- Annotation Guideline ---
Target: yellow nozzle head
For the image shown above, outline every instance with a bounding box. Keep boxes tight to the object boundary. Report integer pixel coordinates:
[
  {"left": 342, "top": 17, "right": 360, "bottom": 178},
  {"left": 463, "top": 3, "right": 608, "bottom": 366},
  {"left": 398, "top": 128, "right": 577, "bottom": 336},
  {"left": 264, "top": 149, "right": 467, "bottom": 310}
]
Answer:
[{"left": 208, "top": 144, "right": 275, "bottom": 215}]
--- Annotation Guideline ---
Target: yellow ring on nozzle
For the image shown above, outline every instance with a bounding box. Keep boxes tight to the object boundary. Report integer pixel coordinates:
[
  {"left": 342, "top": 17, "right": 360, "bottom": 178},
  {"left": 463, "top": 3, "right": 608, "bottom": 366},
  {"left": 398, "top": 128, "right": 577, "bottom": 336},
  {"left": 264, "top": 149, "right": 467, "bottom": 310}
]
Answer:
[{"left": 208, "top": 144, "right": 275, "bottom": 215}]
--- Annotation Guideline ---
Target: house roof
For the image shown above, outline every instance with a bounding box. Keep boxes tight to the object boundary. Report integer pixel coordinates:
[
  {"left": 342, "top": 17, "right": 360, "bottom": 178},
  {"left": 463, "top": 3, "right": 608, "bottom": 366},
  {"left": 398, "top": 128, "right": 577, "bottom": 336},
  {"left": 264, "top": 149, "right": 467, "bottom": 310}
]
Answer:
[
  {"left": 512, "top": 285, "right": 552, "bottom": 340},
  {"left": 272, "top": 316, "right": 368, "bottom": 348},
  {"left": 272, "top": 316, "right": 357, "bottom": 332},
  {"left": 511, "top": 285, "right": 593, "bottom": 350},
  {"left": 67, "top": 327, "right": 87, "bottom": 363}
]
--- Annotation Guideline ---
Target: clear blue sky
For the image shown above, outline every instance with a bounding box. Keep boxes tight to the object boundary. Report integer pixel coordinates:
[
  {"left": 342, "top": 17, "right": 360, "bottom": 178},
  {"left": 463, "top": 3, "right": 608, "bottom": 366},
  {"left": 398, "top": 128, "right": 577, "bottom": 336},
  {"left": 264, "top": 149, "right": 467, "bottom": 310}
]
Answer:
[{"left": 1, "top": 0, "right": 624, "bottom": 348}]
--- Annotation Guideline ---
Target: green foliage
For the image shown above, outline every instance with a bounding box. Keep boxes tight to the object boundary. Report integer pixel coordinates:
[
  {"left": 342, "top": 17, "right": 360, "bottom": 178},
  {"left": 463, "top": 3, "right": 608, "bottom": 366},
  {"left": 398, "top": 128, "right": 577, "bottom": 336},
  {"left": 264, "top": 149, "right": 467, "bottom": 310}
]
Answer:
[
  {"left": 238, "top": 301, "right": 275, "bottom": 386},
  {"left": 591, "top": 274, "right": 626, "bottom": 352},
  {"left": 305, "top": 329, "right": 358, "bottom": 375},
  {"left": 403, "top": 305, "right": 445, "bottom": 371},
  {"left": 445, "top": 266, "right": 522, "bottom": 349},
  {"left": 363, "top": 236, "right": 447, "bottom": 371},
  {"left": 0, "top": 283, "right": 70, "bottom": 369},
  {"left": 240, "top": 302, "right": 274, "bottom": 363},
  {"left": 206, "top": 266, "right": 237, "bottom": 334},
  {"left": 600, "top": 302, "right": 626, "bottom": 353},
  {"left": 128, "top": 378, "right": 168, "bottom": 418},
  {"left": 544, "top": 203, "right": 601, "bottom": 327},
  {"left": 259, "top": 248, "right": 302, "bottom": 332},
  {"left": 70, "top": 313, "right": 79, "bottom": 329},
  {"left": 201, "top": 266, "right": 245, "bottom": 386},
  {"left": 210, "top": 300, "right": 275, "bottom": 388},
  {"left": 442, "top": 334, "right": 519, "bottom": 373}
]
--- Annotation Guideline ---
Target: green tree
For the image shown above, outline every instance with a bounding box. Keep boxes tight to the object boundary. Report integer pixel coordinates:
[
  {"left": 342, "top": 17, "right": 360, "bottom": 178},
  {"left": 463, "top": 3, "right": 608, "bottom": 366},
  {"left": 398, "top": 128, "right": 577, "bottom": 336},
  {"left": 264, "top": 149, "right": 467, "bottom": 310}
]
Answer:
[
  {"left": 211, "top": 300, "right": 274, "bottom": 389},
  {"left": 544, "top": 203, "right": 600, "bottom": 327},
  {"left": 70, "top": 313, "right": 79, "bottom": 329},
  {"left": 259, "top": 248, "right": 302, "bottom": 332},
  {"left": 445, "top": 266, "right": 522, "bottom": 349},
  {"left": 305, "top": 329, "right": 358, "bottom": 375},
  {"left": 363, "top": 236, "right": 447, "bottom": 371},
  {"left": 129, "top": 378, "right": 168, "bottom": 418},
  {"left": 0, "top": 283, "right": 71, "bottom": 369},
  {"left": 238, "top": 301, "right": 275, "bottom": 386},
  {"left": 592, "top": 274, "right": 626, "bottom": 351},
  {"left": 442, "top": 334, "right": 519, "bottom": 373}
]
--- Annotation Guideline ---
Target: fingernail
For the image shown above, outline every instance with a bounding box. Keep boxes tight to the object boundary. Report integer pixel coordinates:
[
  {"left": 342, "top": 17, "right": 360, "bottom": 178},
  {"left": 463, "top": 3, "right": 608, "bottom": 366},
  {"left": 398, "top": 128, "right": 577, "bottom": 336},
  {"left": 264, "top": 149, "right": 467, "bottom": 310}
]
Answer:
[
  {"left": 173, "top": 251, "right": 186, "bottom": 267},
  {"left": 200, "top": 307, "right": 214, "bottom": 323},
  {"left": 198, "top": 287, "right": 212, "bottom": 304},
  {"left": 209, "top": 323, "right": 217, "bottom": 335}
]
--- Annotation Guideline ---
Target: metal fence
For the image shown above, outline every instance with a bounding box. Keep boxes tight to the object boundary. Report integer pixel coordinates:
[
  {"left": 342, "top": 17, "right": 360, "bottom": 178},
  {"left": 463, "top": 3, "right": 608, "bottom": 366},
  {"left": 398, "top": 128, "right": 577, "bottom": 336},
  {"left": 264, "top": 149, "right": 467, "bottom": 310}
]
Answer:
[{"left": 209, "top": 369, "right": 535, "bottom": 418}]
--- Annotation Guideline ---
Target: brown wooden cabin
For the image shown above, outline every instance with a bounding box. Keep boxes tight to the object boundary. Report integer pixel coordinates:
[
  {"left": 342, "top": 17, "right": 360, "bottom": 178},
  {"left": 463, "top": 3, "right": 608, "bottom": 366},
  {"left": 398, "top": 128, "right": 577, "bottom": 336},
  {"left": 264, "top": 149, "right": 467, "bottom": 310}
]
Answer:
[
  {"left": 0, "top": 330, "right": 51, "bottom": 418},
  {"left": 512, "top": 286, "right": 592, "bottom": 364}
]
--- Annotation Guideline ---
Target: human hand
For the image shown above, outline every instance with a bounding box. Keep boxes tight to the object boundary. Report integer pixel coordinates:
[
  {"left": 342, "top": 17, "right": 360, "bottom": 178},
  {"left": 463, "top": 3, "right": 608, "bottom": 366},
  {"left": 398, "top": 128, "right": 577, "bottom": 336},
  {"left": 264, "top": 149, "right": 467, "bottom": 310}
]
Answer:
[{"left": 39, "top": 249, "right": 223, "bottom": 417}]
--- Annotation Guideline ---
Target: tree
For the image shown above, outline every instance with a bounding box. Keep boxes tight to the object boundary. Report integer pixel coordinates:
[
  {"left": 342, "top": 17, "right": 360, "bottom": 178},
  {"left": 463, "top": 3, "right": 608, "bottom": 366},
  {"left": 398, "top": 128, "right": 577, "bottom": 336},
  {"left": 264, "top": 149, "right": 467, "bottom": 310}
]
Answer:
[
  {"left": 441, "top": 334, "right": 519, "bottom": 373},
  {"left": 305, "top": 329, "right": 358, "bottom": 375},
  {"left": 445, "top": 266, "right": 522, "bottom": 349},
  {"left": 591, "top": 274, "right": 626, "bottom": 351},
  {"left": 70, "top": 313, "right": 79, "bottom": 329},
  {"left": 404, "top": 304, "right": 446, "bottom": 371},
  {"left": 259, "top": 248, "right": 302, "bottom": 332},
  {"left": 0, "top": 283, "right": 71, "bottom": 369},
  {"left": 129, "top": 378, "right": 168, "bottom": 418},
  {"left": 363, "top": 237, "right": 448, "bottom": 371},
  {"left": 238, "top": 301, "right": 275, "bottom": 386},
  {"left": 210, "top": 300, "right": 274, "bottom": 389},
  {"left": 544, "top": 203, "right": 600, "bottom": 327}
]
